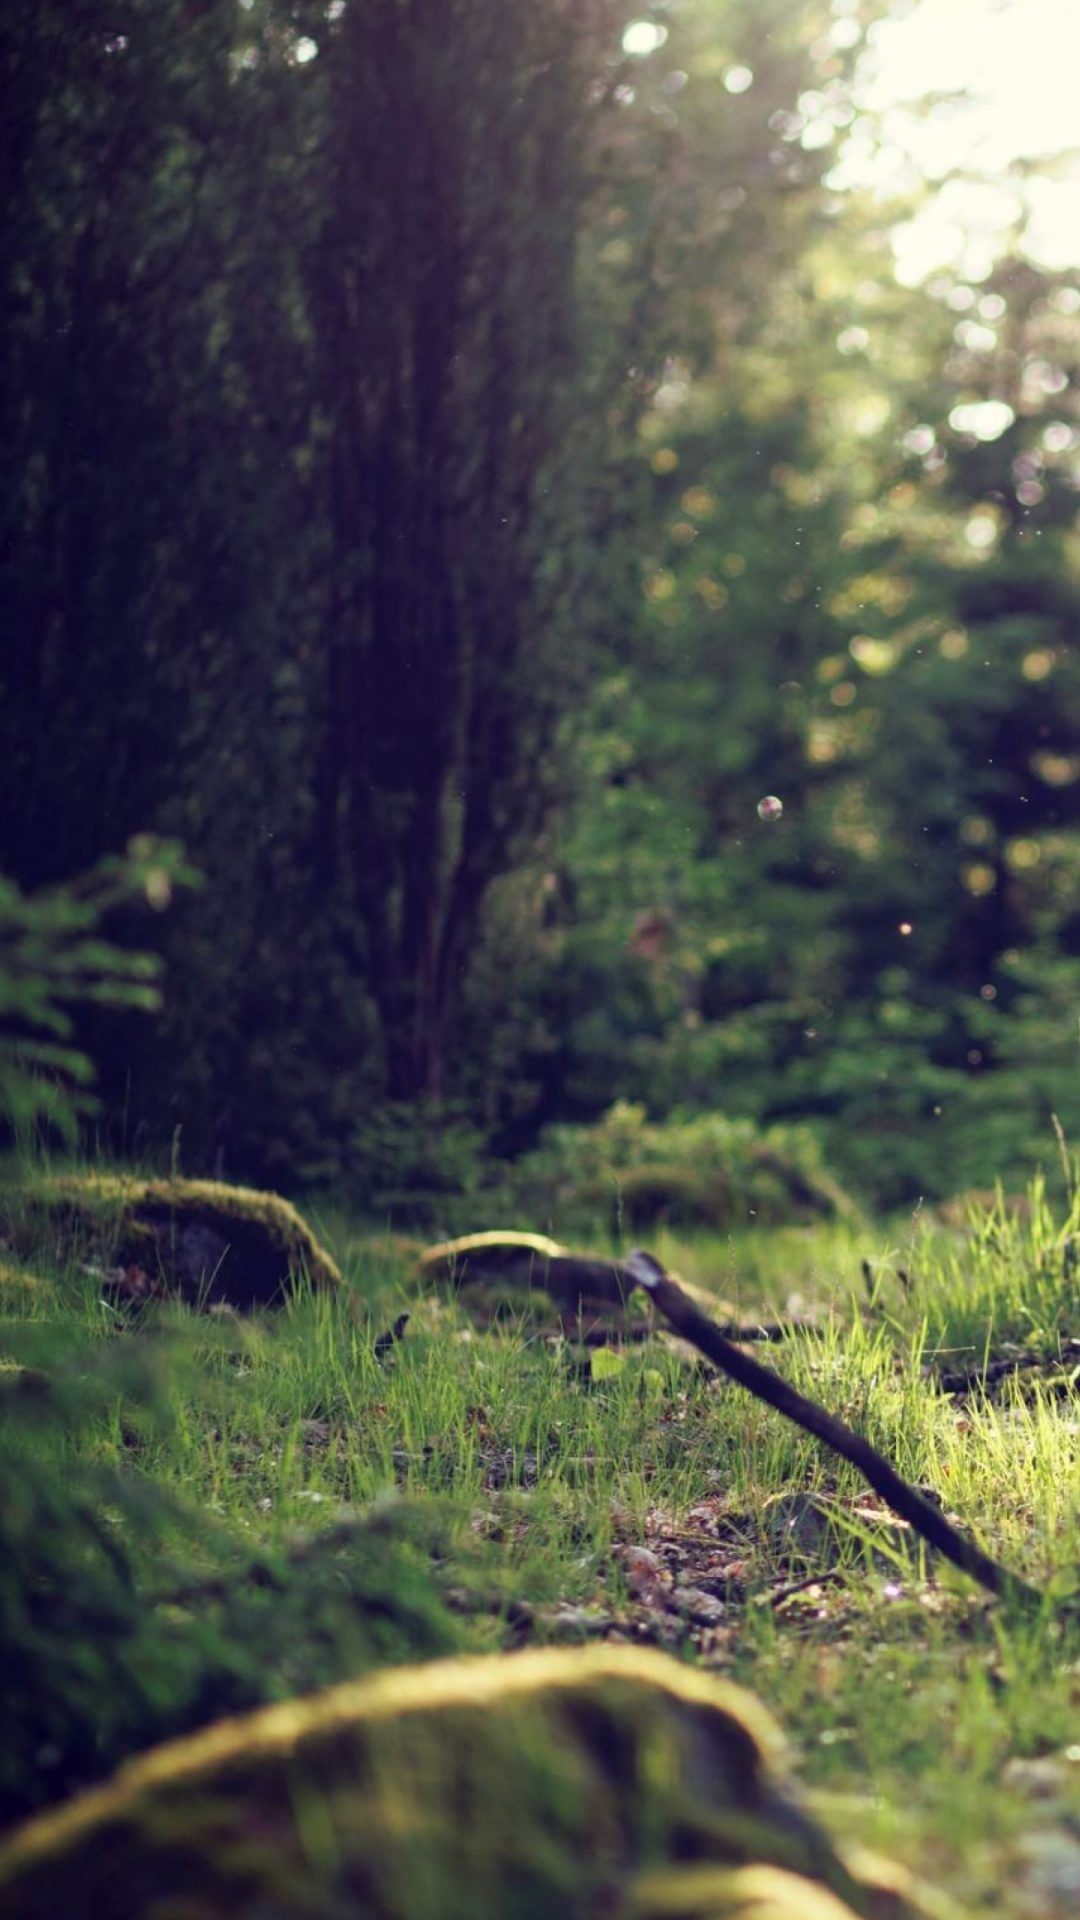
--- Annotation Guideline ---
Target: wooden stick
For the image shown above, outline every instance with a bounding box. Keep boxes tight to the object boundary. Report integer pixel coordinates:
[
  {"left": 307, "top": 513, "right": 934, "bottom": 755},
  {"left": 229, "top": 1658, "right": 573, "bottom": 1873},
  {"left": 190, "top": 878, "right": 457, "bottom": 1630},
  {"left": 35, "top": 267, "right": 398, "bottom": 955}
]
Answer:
[{"left": 624, "top": 1249, "right": 1044, "bottom": 1611}]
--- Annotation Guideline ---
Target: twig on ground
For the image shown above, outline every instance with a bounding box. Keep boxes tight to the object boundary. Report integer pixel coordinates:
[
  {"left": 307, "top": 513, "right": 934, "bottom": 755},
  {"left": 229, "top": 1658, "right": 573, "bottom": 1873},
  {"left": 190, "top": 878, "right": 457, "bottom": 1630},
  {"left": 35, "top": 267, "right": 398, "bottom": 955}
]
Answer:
[
  {"left": 577, "top": 1314, "right": 812, "bottom": 1349},
  {"left": 762, "top": 1568, "right": 848, "bottom": 1609},
  {"left": 715, "top": 1316, "right": 817, "bottom": 1343},
  {"left": 624, "top": 1249, "right": 1045, "bottom": 1612},
  {"left": 937, "top": 1340, "right": 1080, "bottom": 1396}
]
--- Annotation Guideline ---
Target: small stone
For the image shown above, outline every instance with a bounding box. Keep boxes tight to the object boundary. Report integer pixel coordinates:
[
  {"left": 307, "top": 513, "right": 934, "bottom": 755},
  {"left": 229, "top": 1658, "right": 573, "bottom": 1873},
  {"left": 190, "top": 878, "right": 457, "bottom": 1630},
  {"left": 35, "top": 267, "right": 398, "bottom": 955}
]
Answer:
[
  {"left": 621, "top": 1546, "right": 670, "bottom": 1606},
  {"left": 672, "top": 1585, "right": 726, "bottom": 1625},
  {"left": 1016, "top": 1827, "right": 1080, "bottom": 1904},
  {"left": 1003, "top": 1756, "right": 1069, "bottom": 1800},
  {"left": 541, "top": 1605, "right": 613, "bottom": 1638}
]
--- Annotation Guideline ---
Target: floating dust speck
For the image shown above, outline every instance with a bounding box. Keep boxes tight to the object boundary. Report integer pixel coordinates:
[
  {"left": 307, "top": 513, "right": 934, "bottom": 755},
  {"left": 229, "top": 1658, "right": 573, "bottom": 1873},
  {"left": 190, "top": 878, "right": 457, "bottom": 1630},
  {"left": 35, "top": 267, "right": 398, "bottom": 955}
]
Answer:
[{"left": 756, "top": 795, "right": 783, "bottom": 822}]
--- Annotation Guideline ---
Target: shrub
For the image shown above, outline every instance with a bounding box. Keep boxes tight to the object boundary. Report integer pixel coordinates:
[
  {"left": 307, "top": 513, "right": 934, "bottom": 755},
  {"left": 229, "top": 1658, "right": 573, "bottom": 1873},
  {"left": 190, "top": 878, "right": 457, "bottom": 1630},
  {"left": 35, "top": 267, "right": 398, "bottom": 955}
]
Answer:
[
  {"left": 487, "top": 1103, "right": 857, "bottom": 1242},
  {"left": 0, "top": 840, "right": 194, "bottom": 1143}
]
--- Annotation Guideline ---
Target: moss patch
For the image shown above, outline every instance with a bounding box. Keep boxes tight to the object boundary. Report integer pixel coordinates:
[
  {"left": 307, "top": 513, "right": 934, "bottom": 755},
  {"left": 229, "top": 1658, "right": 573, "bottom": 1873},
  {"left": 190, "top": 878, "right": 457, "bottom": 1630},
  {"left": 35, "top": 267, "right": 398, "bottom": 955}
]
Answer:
[
  {"left": 0, "top": 1260, "right": 53, "bottom": 1309},
  {"left": 418, "top": 1230, "right": 652, "bottom": 1337},
  {"left": 631, "top": 1862, "right": 887, "bottom": 1920},
  {"left": 2, "top": 1176, "right": 342, "bottom": 1309},
  {"left": 495, "top": 1109, "right": 860, "bottom": 1241},
  {"left": 0, "top": 1645, "right": 949, "bottom": 1920}
]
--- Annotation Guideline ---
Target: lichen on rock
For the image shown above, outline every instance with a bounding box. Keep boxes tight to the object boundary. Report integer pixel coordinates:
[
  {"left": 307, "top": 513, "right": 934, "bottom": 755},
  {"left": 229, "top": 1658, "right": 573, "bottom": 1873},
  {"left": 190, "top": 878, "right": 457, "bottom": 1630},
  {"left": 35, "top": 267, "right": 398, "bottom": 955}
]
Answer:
[
  {"left": 2, "top": 1174, "right": 342, "bottom": 1310},
  {"left": 0, "top": 1645, "right": 952, "bottom": 1920},
  {"left": 418, "top": 1229, "right": 651, "bottom": 1336},
  {"left": 631, "top": 1862, "right": 882, "bottom": 1919}
]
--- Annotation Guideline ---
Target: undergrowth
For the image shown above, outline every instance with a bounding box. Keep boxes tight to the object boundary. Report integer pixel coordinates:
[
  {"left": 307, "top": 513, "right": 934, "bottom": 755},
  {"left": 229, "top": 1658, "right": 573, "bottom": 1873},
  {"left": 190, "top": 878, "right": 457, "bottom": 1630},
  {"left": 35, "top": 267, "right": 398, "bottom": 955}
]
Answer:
[{"left": 5, "top": 1168, "right": 1080, "bottom": 1910}]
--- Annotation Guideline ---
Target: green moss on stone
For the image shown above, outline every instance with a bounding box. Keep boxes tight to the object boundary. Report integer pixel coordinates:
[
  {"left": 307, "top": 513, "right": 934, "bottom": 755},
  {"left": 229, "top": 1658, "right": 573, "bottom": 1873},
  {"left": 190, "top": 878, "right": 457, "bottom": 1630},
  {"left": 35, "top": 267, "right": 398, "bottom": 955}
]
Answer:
[
  {"left": 418, "top": 1231, "right": 650, "bottom": 1336},
  {"left": 2, "top": 1175, "right": 342, "bottom": 1309},
  {"left": 0, "top": 1646, "right": 948, "bottom": 1920}
]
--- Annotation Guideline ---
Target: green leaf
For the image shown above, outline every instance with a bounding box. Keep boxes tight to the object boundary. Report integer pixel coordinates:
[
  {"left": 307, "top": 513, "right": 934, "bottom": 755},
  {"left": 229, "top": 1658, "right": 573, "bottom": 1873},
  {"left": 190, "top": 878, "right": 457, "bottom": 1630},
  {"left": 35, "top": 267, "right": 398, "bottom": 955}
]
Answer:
[{"left": 589, "top": 1349, "right": 627, "bottom": 1383}]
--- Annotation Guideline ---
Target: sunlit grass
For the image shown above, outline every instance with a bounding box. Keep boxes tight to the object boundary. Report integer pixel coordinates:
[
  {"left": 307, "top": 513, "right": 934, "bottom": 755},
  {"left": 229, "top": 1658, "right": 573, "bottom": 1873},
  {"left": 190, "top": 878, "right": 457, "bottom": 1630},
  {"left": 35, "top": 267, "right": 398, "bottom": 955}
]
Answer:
[{"left": 8, "top": 1167, "right": 1080, "bottom": 1909}]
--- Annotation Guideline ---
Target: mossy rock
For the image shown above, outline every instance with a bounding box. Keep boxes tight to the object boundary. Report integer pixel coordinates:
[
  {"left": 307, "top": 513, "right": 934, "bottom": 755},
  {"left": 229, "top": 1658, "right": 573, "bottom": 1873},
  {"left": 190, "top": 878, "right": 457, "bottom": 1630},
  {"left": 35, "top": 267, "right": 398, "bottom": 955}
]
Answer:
[
  {"left": 0, "top": 1645, "right": 950, "bottom": 1920},
  {"left": 591, "top": 1153, "right": 846, "bottom": 1234},
  {"left": 499, "top": 1111, "right": 860, "bottom": 1242},
  {"left": 3, "top": 1176, "right": 342, "bottom": 1310},
  {"left": 418, "top": 1230, "right": 651, "bottom": 1335},
  {"left": 593, "top": 1165, "right": 734, "bottom": 1231},
  {"left": 631, "top": 1859, "right": 944, "bottom": 1919}
]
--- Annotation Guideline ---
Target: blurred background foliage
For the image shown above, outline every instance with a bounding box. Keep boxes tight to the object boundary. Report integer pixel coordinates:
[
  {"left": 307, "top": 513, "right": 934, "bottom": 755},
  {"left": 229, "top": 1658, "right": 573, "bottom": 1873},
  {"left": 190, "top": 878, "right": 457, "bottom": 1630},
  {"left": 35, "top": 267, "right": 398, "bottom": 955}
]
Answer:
[{"left": 3, "top": 0, "right": 1080, "bottom": 1210}]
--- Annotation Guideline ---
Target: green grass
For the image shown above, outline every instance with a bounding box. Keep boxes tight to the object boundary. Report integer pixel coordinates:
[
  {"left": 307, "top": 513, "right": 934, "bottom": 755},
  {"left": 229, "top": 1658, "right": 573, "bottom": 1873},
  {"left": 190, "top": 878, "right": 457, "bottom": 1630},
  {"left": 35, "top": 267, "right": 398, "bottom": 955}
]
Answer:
[{"left": 7, "top": 1172, "right": 1080, "bottom": 1912}]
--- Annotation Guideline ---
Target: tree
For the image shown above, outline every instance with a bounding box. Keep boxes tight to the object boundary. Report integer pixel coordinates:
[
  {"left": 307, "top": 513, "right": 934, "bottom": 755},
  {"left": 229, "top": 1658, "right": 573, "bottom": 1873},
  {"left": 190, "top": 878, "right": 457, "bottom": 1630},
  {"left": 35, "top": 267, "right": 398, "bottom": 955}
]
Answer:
[
  {"left": 293, "top": 0, "right": 654, "bottom": 1102},
  {"left": 0, "top": 0, "right": 655, "bottom": 1168},
  {"left": 488, "top": 0, "right": 894, "bottom": 1129}
]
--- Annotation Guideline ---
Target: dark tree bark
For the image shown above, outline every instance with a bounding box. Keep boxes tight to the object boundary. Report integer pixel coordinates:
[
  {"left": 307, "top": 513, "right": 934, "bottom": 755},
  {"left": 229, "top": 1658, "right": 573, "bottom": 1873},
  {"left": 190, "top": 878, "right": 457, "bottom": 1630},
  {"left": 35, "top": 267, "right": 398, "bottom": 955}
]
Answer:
[{"left": 303, "top": 0, "right": 616, "bottom": 1100}]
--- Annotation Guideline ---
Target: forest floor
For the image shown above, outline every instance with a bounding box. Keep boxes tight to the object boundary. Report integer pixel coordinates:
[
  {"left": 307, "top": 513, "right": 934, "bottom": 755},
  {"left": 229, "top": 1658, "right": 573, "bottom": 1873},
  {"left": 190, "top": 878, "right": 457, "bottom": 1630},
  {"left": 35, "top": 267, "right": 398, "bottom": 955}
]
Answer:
[{"left": 7, "top": 1175, "right": 1080, "bottom": 1914}]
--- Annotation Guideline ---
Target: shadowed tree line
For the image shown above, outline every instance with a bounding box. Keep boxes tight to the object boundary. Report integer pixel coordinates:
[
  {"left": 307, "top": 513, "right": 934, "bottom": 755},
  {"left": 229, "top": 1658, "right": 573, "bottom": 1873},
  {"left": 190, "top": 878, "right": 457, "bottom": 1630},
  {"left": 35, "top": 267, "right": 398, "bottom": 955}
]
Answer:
[
  {"left": 4, "top": 0, "right": 1080, "bottom": 1204},
  {"left": 2, "top": 0, "right": 649, "bottom": 1165}
]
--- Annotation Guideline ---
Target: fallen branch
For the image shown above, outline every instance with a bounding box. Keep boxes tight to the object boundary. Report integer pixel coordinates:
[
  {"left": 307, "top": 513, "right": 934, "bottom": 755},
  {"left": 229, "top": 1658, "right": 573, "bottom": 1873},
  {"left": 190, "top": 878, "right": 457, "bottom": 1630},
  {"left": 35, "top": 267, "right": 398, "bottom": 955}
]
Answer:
[
  {"left": 624, "top": 1249, "right": 1044, "bottom": 1611},
  {"left": 578, "top": 1314, "right": 811, "bottom": 1349},
  {"left": 938, "top": 1338, "right": 1080, "bottom": 1396},
  {"left": 713, "top": 1316, "right": 818, "bottom": 1344}
]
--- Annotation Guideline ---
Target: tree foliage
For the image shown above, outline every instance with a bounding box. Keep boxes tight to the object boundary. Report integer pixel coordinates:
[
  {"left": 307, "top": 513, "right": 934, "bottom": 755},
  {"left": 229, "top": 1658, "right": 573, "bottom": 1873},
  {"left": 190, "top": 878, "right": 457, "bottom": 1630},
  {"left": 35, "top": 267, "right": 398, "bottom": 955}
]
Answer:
[
  {"left": 4, "top": 0, "right": 1079, "bottom": 1205},
  {"left": 0, "top": 0, "right": 661, "bottom": 1168},
  {"left": 530, "top": 190, "right": 1080, "bottom": 1201},
  {"left": 0, "top": 841, "right": 193, "bottom": 1141}
]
